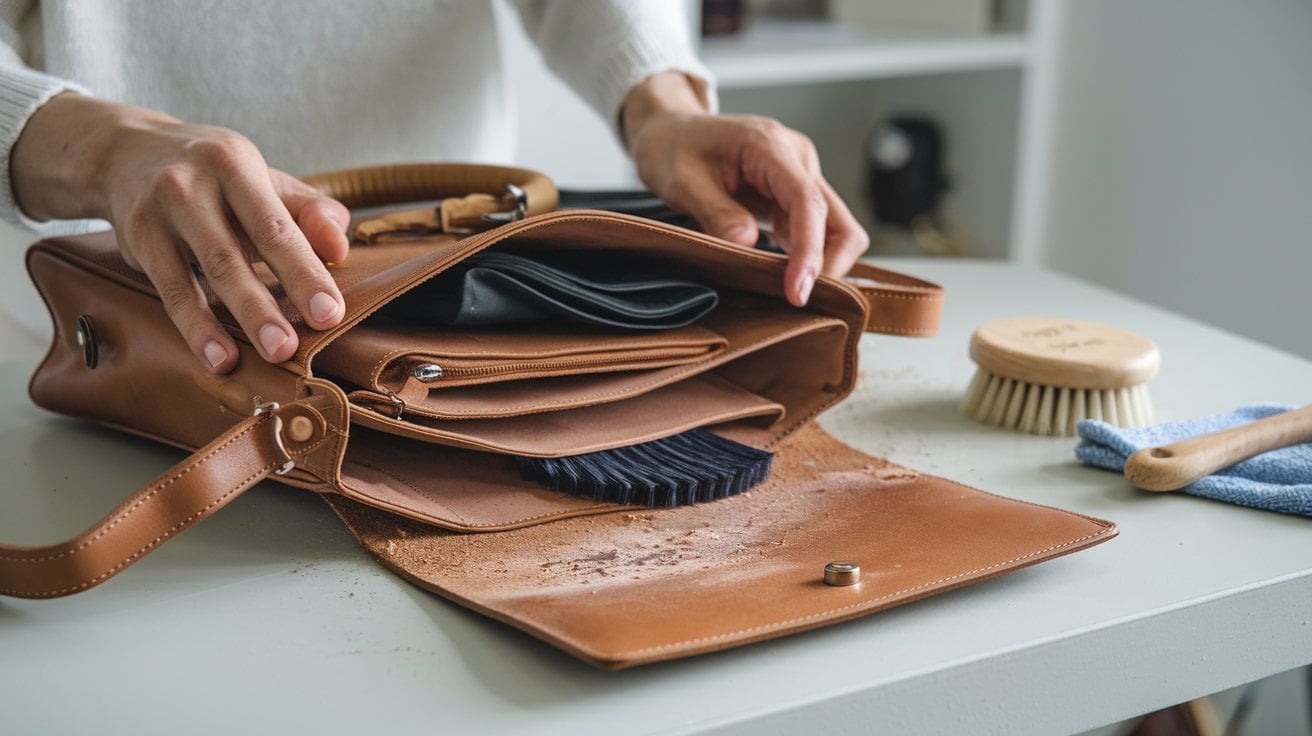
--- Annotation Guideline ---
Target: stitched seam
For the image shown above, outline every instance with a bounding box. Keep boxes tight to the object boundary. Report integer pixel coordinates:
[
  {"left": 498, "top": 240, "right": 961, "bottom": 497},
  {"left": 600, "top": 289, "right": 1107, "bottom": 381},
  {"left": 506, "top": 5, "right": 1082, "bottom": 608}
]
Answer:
[
  {"left": 602, "top": 528, "right": 1115, "bottom": 658},
  {"left": 864, "top": 290, "right": 943, "bottom": 302},
  {"left": 868, "top": 325, "right": 938, "bottom": 335},
  {"left": 0, "top": 461, "right": 279, "bottom": 598},
  {"left": 0, "top": 417, "right": 271, "bottom": 564},
  {"left": 850, "top": 267, "right": 940, "bottom": 290},
  {"left": 371, "top": 347, "right": 413, "bottom": 385}
]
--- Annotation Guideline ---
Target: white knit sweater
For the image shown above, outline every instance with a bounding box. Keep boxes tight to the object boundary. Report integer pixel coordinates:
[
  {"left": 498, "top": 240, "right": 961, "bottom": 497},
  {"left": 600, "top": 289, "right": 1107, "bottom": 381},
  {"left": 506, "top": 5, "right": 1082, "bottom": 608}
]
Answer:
[{"left": 0, "top": 0, "right": 714, "bottom": 235}]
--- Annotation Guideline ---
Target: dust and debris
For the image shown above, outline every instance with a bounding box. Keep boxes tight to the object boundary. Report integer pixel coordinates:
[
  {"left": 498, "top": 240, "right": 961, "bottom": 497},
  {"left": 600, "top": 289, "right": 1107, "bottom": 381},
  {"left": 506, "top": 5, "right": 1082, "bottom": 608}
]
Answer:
[{"left": 348, "top": 423, "right": 930, "bottom": 595}]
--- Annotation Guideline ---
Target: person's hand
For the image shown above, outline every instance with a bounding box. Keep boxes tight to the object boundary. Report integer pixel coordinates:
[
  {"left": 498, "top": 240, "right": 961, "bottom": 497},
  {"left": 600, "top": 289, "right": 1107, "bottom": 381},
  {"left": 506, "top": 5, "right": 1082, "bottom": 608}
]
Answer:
[
  {"left": 622, "top": 72, "right": 868, "bottom": 307},
  {"left": 11, "top": 94, "right": 350, "bottom": 373}
]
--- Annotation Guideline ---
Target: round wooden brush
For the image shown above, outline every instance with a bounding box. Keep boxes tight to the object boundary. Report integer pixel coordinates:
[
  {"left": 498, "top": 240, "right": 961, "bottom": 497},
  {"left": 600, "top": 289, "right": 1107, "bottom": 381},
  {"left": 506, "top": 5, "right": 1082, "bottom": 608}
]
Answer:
[{"left": 963, "top": 317, "right": 1161, "bottom": 436}]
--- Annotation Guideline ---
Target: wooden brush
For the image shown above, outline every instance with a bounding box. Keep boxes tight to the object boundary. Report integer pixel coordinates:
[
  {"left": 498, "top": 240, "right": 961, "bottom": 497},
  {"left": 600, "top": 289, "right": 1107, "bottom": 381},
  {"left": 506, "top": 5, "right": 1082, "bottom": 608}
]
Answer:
[
  {"left": 963, "top": 317, "right": 1161, "bottom": 436},
  {"left": 1124, "top": 404, "right": 1312, "bottom": 491}
]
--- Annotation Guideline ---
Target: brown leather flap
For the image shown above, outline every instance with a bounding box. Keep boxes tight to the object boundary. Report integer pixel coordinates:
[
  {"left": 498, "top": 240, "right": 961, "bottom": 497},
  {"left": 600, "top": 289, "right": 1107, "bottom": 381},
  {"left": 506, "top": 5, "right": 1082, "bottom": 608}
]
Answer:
[{"left": 327, "top": 422, "right": 1118, "bottom": 669}]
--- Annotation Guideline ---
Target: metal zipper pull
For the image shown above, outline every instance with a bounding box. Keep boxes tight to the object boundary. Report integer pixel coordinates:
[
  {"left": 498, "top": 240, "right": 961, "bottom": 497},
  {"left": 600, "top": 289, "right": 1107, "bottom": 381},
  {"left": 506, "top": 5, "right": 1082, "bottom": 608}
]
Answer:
[{"left": 412, "top": 364, "right": 444, "bottom": 382}]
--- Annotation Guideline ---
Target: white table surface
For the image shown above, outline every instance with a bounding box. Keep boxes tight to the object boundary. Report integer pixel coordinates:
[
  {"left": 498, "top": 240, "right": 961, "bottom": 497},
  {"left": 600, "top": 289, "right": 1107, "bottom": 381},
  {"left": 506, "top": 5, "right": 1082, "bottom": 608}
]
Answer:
[{"left": 2, "top": 258, "right": 1309, "bottom": 736}]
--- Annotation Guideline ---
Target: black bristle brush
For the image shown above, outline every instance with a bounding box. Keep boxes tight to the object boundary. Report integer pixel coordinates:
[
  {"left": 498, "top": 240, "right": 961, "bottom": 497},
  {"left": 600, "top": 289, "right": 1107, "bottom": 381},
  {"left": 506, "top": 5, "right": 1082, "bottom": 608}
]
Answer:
[{"left": 516, "top": 428, "right": 773, "bottom": 508}]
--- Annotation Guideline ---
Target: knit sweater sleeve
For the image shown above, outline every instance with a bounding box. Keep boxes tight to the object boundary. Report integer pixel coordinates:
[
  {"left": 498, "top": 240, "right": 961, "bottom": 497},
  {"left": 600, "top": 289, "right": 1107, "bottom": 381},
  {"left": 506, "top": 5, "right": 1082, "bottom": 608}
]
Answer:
[
  {"left": 508, "top": 0, "right": 717, "bottom": 140},
  {"left": 0, "top": 0, "right": 95, "bottom": 234}
]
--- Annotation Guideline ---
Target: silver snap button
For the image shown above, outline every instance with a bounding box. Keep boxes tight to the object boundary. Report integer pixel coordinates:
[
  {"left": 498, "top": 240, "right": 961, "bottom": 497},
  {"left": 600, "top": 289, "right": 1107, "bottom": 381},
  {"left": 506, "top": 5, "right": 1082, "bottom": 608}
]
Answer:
[
  {"left": 75, "top": 315, "right": 98, "bottom": 369},
  {"left": 824, "top": 561, "right": 861, "bottom": 586}
]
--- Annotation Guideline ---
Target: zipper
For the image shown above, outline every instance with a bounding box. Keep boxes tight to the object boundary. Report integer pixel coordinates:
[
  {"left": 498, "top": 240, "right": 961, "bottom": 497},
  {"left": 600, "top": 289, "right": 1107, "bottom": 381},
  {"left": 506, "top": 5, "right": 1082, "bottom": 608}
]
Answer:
[{"left": 409, "top": 346, "right": 717, "bottom": 383}]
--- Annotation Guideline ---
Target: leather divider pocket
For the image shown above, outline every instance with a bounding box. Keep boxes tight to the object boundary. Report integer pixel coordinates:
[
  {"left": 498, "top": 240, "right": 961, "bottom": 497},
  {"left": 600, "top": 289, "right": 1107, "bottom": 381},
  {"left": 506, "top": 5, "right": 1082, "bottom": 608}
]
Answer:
[
  {"left": 345, "top": 304, "right": 845, "bottom": 421},
  {"left": 335, "top": 425, "right": 620, "bottom": 532},
  {"left": 314, "top": 323, "right": 728, "bottom": 394},
  {"left": 348, "top": 373, "right": 785, "bottom": 458}
]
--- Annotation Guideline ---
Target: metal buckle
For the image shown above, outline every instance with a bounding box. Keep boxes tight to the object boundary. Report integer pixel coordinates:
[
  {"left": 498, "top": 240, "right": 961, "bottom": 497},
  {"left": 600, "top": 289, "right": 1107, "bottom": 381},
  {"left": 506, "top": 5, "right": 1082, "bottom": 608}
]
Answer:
[
  {"left": 253, "top": 401, "right": 295, "bottom": 475},
  {"left": 480, "top": 183, "right": 528, "bottom": 225},
  {"left": 381, "top": 389, "right": 406, "bottom": 419}
]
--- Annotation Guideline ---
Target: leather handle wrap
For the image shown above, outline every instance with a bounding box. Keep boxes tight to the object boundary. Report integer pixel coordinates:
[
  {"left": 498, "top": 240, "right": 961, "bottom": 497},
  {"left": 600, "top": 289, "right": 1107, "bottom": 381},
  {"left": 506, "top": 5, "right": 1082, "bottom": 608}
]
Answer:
[
  {"left": 300, "top": 162, "right": 559, "bottom": 214},
  {"left": 845, "top": 262, "right": 945, "bottom": 337},
  {"left": 0, "top": 403, "right": 325, "bottom": 599}
]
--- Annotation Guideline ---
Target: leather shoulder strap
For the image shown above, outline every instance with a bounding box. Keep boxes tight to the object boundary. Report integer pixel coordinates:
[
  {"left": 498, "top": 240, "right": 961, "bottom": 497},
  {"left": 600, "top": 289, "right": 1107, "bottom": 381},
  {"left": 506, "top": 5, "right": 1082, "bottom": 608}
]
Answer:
[
  {"left": 0, "top": 402, "right": 326, "bottom": 599},
  {"left": 845, "top": 262, "right": 945, "bottom": 337}
]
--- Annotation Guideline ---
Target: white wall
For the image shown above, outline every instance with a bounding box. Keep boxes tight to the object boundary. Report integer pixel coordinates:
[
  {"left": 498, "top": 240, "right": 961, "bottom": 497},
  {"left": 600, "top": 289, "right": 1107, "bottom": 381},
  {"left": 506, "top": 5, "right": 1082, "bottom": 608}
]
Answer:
[
  {"left": 495, "top": 0, "right": 645, "bottom": 190},
  {"left": 1033, "top": 0, "right": 1312, "bottom": 359}
]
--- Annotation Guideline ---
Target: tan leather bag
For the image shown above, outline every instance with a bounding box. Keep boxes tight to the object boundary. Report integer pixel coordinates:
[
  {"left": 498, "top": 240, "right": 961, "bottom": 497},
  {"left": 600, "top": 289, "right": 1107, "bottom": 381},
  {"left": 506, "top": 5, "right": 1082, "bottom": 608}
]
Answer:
[{"left": 3, "top": 163, "right": 1116, "bottom": 668}]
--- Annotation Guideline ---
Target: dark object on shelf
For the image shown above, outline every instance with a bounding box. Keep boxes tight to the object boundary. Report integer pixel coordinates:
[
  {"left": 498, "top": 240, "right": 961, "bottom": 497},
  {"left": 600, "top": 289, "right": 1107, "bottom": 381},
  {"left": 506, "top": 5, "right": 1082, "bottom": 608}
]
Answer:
[
  {"left": 701, "top": 0, "right": 745, "bottom": 36},
  {"left": 867, "top": 116, "right": 950, "bottom": 229}
]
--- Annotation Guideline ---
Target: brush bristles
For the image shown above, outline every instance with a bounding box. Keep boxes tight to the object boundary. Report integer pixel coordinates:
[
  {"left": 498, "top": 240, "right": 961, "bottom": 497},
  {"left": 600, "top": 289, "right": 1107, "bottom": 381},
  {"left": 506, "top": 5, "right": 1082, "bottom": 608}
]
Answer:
[
  {"left": 517, "top": 428, "right": 774, "bottom": 507},
  {"left": 962, "top": 368, "right": 1155, "bottom": 436}
]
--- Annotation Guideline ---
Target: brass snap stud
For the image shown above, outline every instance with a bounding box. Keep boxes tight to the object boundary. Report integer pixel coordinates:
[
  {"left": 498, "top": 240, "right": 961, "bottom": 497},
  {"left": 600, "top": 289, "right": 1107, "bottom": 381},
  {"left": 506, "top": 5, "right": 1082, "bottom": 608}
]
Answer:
[
  {"left": 287, "top": 415, "right": 315, "bottom": 443},
  {"left": 823, "top": 561, "right": 861, "bottom": 586}
]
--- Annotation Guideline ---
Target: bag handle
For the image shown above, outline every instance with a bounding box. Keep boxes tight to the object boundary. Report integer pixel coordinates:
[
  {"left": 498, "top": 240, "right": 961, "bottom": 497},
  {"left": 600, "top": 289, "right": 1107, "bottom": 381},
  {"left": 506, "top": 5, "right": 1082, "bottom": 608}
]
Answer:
[
  {"left": 301, "top": 163, "right": 560, "bottom": 243},
  {"left": 0, "top": 402, "right": 327, "bottom": 599}
]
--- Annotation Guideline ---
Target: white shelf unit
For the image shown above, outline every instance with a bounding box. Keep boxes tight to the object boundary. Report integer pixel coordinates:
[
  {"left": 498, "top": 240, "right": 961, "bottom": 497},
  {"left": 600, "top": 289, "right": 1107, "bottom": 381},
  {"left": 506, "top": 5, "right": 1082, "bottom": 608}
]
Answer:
[
  {"left": 701, "top": 19, "right": 1030, "bottom": 88},
  {"left": 700, "top": 17, "right": 1037, "bottom": 260}
]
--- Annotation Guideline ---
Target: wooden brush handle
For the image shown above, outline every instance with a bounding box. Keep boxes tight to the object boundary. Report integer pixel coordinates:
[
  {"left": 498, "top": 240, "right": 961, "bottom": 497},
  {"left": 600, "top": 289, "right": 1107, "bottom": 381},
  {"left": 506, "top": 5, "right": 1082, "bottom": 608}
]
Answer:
[{"left": 1124, "top": 405, "right": 1312, "bottom": 491}]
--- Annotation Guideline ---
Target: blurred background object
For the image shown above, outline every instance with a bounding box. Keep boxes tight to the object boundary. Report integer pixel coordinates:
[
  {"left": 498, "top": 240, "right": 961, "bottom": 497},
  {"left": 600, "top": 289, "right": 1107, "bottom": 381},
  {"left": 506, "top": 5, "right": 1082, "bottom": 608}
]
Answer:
[
  {"left": 700, "top": 0, "right": 745, "bottom": 37},
  {"left": 830, "top": 0, "right": 994, "bottom": 36},
  {"left": 866, "top": 115, "right": 970, "bottom": 256}
]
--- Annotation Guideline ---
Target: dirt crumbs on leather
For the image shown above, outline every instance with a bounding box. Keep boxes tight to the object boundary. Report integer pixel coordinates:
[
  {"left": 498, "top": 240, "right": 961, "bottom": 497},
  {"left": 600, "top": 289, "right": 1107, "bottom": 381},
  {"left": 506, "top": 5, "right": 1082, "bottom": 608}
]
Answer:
[{"left": 352, "top": 424, "right": 919, "bottom": 594}]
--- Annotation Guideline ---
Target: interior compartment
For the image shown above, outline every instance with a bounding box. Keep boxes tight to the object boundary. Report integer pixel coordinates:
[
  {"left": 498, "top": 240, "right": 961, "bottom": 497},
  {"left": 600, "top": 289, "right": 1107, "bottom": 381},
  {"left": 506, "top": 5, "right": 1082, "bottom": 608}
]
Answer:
[
  {"left": 321, "top": 212, "right": 868, "bottom": 522},
  {"left": 343, "top": 299, "right": 845, "bottom": 421}
]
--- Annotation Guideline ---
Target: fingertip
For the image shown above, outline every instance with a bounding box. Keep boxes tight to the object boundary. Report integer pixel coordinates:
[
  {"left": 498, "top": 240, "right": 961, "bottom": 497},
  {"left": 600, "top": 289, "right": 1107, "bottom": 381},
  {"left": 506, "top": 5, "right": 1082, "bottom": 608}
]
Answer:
[
  {"left": 308, "top": 289, "right": 345, "bottom": 329},
  {"left": 798, "top": 269, "right": 816, "bottom": 305},
  {"left": 201, "top": 338, "right": 238, "bottom": 375},
  {"left": 785, "top": 270, "right": 817, "bottom": 307},
  {"left": 257, "top": 322, "right": 298, "bottom": 363},
  {"left": 785, "top": 260, "right": 819, "bottom": 307}
]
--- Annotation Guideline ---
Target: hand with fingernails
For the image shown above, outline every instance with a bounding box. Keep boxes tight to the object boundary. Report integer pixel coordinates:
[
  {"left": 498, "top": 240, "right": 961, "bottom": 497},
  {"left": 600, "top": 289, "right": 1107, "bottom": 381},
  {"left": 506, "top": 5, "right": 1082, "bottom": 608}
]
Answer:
[
  {"left": 12, "top": 94, "right": 349, "bottom": 373},
  {"left": 622, "top": 72, "right": 869, "bottom": 307}
]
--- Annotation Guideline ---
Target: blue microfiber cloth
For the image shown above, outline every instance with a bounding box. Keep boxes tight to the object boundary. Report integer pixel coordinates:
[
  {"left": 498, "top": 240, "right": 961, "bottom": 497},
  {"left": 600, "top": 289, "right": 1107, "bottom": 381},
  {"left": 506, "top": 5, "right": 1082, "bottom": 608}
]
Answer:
[{"left": 1075, "top": 403, "right": 1312, "bottom": 517}]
